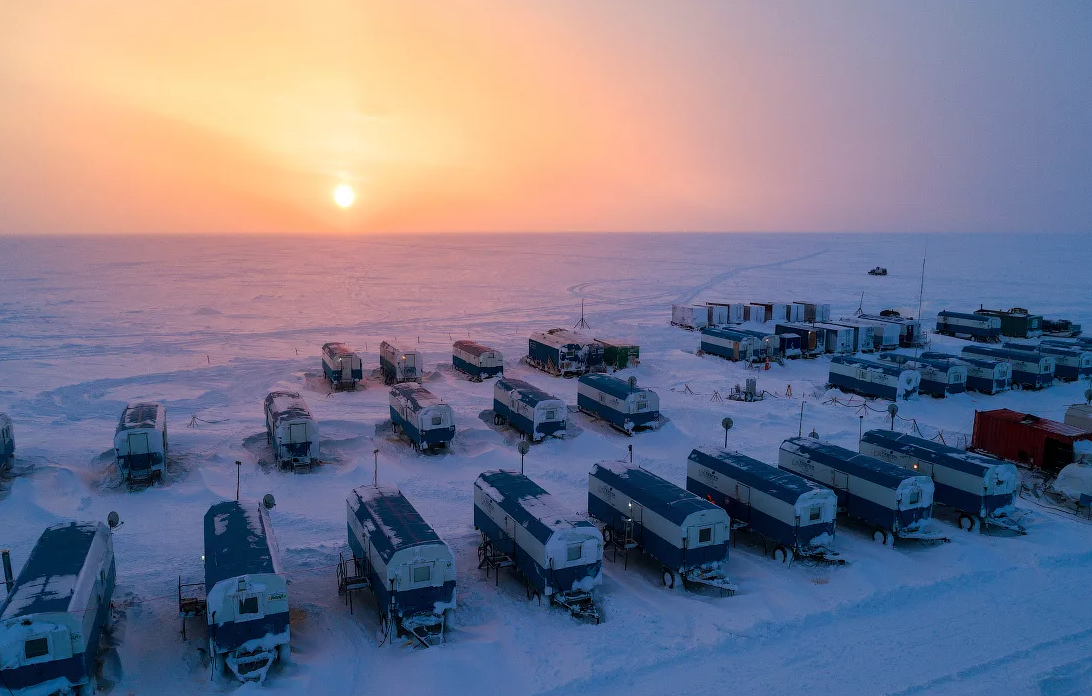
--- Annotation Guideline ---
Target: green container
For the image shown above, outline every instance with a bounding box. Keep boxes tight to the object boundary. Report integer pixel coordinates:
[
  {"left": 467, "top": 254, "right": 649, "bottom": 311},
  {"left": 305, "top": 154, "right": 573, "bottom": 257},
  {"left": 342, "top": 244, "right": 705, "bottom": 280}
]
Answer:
[{"left": 596, "top": 339, "right": 640, "bottom": 371}]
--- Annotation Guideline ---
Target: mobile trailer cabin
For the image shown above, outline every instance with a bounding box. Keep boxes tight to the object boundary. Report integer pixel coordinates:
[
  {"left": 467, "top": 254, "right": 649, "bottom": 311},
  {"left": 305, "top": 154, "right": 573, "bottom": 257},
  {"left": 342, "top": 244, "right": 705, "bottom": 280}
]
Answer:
[
  {"left": 493, "top": 378, "right": 566, "bottom": 442},
  {"left": 1002, "top": 343, "right": 1092, "bottom": 382},
  {"left": 473, "top": 470, "right": 603, "bottom": 621},
  {"left": 321, "top": 342, "right": 364, "bottom": 387},
  {"left": 859, "top": 430, "right": 1022, "bottom": 532},
  {"left": 706, "top": 303, "right": 746, "bottom": 324},
  {"left": 452, "top": 340, "right": 504, "bottom": 380},
  {"left": 974, "top": 308, "right": 1043, "bottom": 339},
  {"left": 1043, "top": 336, "right": 1092, "bottom": 351},
  {"left": 704, "top": 304, "right": 729, "bottom": 327},
  {"left": 389, "top": 383, "right": 455, "bottom": 452},
  {"left": 203, "top": 501, "right": 289, "bottom": 683},
  {"left": 755, "top": 303, "right": 790, "bottom": 323},
  {"left": 0, "top": 522, "right": 115, "bottom": 696},
  {"left": 264, "top": 391, "right": 319, "bottom": 468},
  {"left": 528, "top": 329, "right": 603, "bottom": 377},
  {"left": 828, "top": 355, "right": 920, "bottom": 401},
  {"left": 778, "top": 438, "right": 937, "bottom": 543},
  {"left": 379, "top": 341, "right": 422, "bottom": 384},
  {"left": 0, "top": 413, "right": 12, "bottom": 472},
  {"left": 793, "top": 302, "right": 831, "bottom": 323},
  {"left": 1064, "top": 404, "right": 1092, "bottom": 432},
  {"left": 936, "top": 311, "right": 1001, "bottom": 342},
  {"left": 699, "top": 327, "right": 764, "bottom": 363},
  {"left": 685, "top": 447, "right": 838, "bottom": 562},
  {"left": 594, "top": 338, "right": 640, "bottom": 372},
  {"left": 921, "top": 352, "right": 1011, "bottom": 394},
  {"left": 972, "top": 409, "right": 1092, "bottom": 472},
  {"left": 733, "top": 328, "right": 790, "bottom": 359},
  {"left": 857, "top": 313, "right": 923, "bottom": 348},
  {"left": 1042, "top": 319, "right": 1082, "bottom": 338},
  {"left": 671, "top": 305, "right": 710, "bottom": 331},
  {"left": 812, "top": 323, "right": 857, "bottom": 354},
  {"left": 114, "top": 402, "right": 167, "bottom": 484},
  {"left": 843, "top": 317, "right": 899, "bottom": 351},
  {"left": 877, "top": 354, "right": 967, "bottom": 397},
  {"left": 775, "top": 323, "right": 826, "bottom": 355},
  {"left": 577, "top": 374, "right": 661, "bottom": 435},
  {"left": 346, "top": 486, "right": 456, "bottom": 645},
  {"left": 961, "top": 346, "right": 1055, "bottom": 389},
  {"left": 747, "top": 304, "right": 770, "bottom": 324},
  {"left": 589, "top": 460, "right": 734, "bottom": 591},
  {"left": 829, "top": 321, "right": 875, "bottom": 353}
]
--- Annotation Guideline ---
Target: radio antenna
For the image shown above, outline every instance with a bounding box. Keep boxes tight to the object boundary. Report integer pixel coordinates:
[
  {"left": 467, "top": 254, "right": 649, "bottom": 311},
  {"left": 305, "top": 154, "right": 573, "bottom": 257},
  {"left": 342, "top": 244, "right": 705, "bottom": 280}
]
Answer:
[
  {"left": 916, "top": 238, "right": 927, "bottom": 355},
  {"left": 574, "top": 299, "right": 591, "bottom": 330}
]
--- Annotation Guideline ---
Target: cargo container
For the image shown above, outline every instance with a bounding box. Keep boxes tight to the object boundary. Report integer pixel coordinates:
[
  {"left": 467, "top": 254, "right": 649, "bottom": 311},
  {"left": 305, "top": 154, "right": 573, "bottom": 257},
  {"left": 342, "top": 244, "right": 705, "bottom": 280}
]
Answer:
[
  {"left": 974, "top": 308, "right": 1043, "bottom": 338},
  {"left": 594, "top": 338, "right": 640, "bottom": 371},
  {"left": 971, "top": 408, "right": 1092, "bottom": 472}
]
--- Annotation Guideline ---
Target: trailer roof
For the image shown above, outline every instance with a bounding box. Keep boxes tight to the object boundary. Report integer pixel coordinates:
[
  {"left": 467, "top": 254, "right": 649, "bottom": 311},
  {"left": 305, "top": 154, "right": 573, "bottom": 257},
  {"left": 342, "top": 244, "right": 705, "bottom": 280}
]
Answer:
[
  {"left": 578, "top": 373, "right": 652, "bottom": 400},
  {"left": 116, "top": 402, "right": 164, "bottom": 432},
  {"left": 0, "top": 412, "right": 11, "bottom": 429},
  {"left": 937, "top": 310, "right": 996, "bottom": 322},
  {"left": 781, "top": 437, "right": 923, "bottom": 489},
  {"left": 264, "top": 391, "right": 313, "bottom": 423},
  {"left": 921, "top": 352, "right": 1004, "bottom": 370},
  {"left": 689, "top": 447, "right": 829, "bottom": 506},
  {"left": 1003, "top": 342, "right": 1089, "bottom": 358},
  {"left": 701, "top": 327, "right": 754, "bottom": 342},
  {"left": 593, "top": 337, "right": 638, "bottom": 349},
  {"left": 348, "top": 486, "right": 446, "bottom": 564},
  {"left": 530, "top": 329, "right": 589, "bottom": 349},
  {"left": 322, "top": 342, "right": 355, "bottom": 356},
  {"left": 204, "top": 501, "right": 279, "bottom": 589},
  {"left": 496, "top": 377, "right": 562, "bottom": 408},
  {"left": 475, "top": 470, "right": 596, "bottom": 547},
  {"left": 0, "top": 522, "right": 105, "bottom": 620},
  {"left": 381, "top": 340, "right": 418, "bottom": 355},
  {"left": 962, "top": 346, "right": 1049, "bottom": 364},
  {"left": 591, "top": 460, "right": 720, "bottom": 527},
  {"left": 830, "top": 355, "right": 907, "bottom": 377},
  {"left": 453, "top": 340, "right": 499, "bottom": 358},
  {"left": 858, "top": 313, "right": 917, "bottom": 325},
  {"left": 731, "top": 328, "right": 776, "bottom": 339},
  {"left": 976, "top": 409, "right": 1091, "bottom": 439},
  {"left": 775, "top": 322, "right": 819, "bottom": 333},
  {"left": 975, "top": 308, "right": 1043, "bottom": 320},
  {"left": 390, "top": 382, "right": 446, "bottom": 410},
  {"left": 860, "top": 430, "right": 1010, "bottom": 477},
  {"left": 878, "top": 354, "right": 957, "bottom": 372}
]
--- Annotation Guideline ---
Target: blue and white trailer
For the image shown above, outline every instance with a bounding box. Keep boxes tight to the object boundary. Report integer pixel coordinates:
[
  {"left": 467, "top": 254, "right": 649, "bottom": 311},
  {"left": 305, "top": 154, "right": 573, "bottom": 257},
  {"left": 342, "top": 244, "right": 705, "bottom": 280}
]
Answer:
[
  {"left": 1003, "top": 343, "right": 1092, "bottom": 382},
  {"left": 473, "top": 470, "right": 603, "bottom": 622},
  {"left": 322, "top": 342, "right": 363, "bottom": 388},
  {"left": 685, "top": 447, "right": 840, "bottom": 563},
  {"left": 577, "top": 374, "right": 661, "bottom": 435},
  {"left": 778, "top": 438, "right": 942, "bottom": 544},
  {"left": 829, "top": 320, "right": 876, "bottom": 353},
  {"left": 733, "top": 327, "right": 792, "bottom": 359},
  {"left": 961, "top": 346, "right": 1055, "bottom": 389},
  {"left": 389, "top": 383, "right": 455, "bottom": 452},
  {"left": 1043, "top": 336, "right": 1092, "bottom": 351},
  {"left": 452, "top": 340, "right": 504, "bottom": 380},
  {"left": 113, "top": 402, "right": 167, "bottom": 484},
  {"left": 857, "top": 313, "right": 924, "bottom": 348},
  {"left": 379, "top": 341, "right": 422, "bottom": 384},
  {"left": 859, "top": 430, "right": 1024, "bottom": 533},
  {"left": 588, "top": 460, "right": 735, "bottom": 592},
  {"left": 877, "top": 354, "right": 967, "bottom": 397},
  {"left": 264, "top": 391, "right": 319, "bottom": 468},
  {"left": 700, "top": 327, "right": 764, "bottom": 362},
  {"left": 346, "top": 486, "right": 456, "bottom": 646},
  {"left": 921, "top": 352, "right": 1011, "bottom": 394},
  {"left": 204, "top": 500, "right": 289, "bottom": 683},
  {"left": 527, "top": 329, "right": 602, "bottom": 377},
  {"left": 1, "top": 413, "right": 13, "bottom": 473},
  {"left": 775, "top": 323, "right": 826, "bottom": 355},
  {"left": 828, "top": 355, "right": 921, "bottom": 401},
  {"left": 936, "top": 311, "right": 1001, "bottom": 341},
  {"left": 812, "top": 323, "right": 857, "bottom": 354},
  {"left": 0, "top": 522, "right": 115, "bottom": 696},
  {"left": 493, "top": 378, "right": 566, "bottom": 442}
]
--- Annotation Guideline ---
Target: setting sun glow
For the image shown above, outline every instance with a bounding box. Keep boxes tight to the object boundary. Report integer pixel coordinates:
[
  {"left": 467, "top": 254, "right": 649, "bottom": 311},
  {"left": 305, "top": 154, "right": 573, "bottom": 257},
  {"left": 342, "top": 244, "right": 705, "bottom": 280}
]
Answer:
[{"left": 333, "top": 184, "right": 356, "bottom": 209}]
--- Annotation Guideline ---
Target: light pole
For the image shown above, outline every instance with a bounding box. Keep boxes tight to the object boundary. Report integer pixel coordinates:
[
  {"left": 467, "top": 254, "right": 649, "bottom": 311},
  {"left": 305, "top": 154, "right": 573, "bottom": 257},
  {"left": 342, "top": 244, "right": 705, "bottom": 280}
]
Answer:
[
  {"left": 887, "top": 403, "right": 898, "bottom": 430},
  {"left": 518, "top": 440, "right": 530, "bottom": 475},
  {"left": 798, "top": 401, "right": 805, "bottom": 437},
  {"left": 722, "top": 417, "right": 734, "bottom": 449},
  {"left": 373, "top": 449, "right": 379, "bottom": 486},
  {"left": 628, "top": 444, "right": 633, "bottom": 463},
  {"left": 859, "top": 415, "right": 864, "bottom": 450},
  {"left": 235, "top": 460, "right": 242, "bottom": 501}
]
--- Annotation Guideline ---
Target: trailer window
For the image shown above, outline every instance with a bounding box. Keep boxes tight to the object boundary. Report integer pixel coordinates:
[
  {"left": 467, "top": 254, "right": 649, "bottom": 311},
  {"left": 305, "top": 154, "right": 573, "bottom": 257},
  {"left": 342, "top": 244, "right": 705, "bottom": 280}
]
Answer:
[
  {"left": 237, "top": 596, "right": 260, "bottom": 615},
  {"left": 545, "top": 409, "right": 557, "bottom": 420},
  {"left": 636, "top": 401, "right": 648, "bottom": 411},
  {"left": 908, "top": 491, "right": 921, "bottom": 506},
  {"left": 698, "top": 527, "right": 712, "bottom": 544},
  {"left": 567, "top": 544, "right": 582, "bottom": 562},
  {"left": 431, "top": 416, "right": 442, "bottom": 426},
  {"left": 809, "top": 506, "right": 822, "bottom": 522},
  {"left": 24, "top": 638, "right": 49, "bottom": 660},
  {"left": 412, "top": 565, "right": 431, "bottom": 584}
]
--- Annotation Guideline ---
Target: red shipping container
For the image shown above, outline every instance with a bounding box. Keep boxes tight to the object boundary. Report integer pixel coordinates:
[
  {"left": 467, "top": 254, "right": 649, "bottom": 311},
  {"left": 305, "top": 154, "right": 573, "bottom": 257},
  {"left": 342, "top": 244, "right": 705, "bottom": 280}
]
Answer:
[{"left": 972, "top": 408, "right": 1092, "bottom": 472}]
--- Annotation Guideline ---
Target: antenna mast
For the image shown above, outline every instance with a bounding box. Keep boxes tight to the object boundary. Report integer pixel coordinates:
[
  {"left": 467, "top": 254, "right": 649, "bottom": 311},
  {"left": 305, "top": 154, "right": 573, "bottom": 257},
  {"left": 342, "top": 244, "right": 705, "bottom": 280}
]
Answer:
[
  {"left": 916, "top": 238, "right": 927, "bottom": 355},
  {"left": 574, "top": 299, "right": 591, "bottom": 330}
]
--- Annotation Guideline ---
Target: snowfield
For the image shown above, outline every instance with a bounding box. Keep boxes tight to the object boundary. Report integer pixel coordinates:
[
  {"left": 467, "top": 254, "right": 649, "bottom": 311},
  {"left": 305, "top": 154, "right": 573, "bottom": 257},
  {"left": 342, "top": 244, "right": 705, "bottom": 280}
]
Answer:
[{"left": 1, "top": 232, "right": 1091, "bottom": 695}]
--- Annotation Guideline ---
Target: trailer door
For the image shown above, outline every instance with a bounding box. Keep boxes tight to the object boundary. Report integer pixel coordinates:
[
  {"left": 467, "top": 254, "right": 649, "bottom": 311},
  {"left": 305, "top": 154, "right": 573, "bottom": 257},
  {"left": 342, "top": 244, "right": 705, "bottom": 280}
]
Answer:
[
  {"left": 128, "top": 432, "right": 149, "bottom": 457},
  {"left": 735, "top": 484, "right": 752, "bottom": 524},
  {"left": 288, "top": 423, "right": 307, "bottom": 443},
  {"left": 628, "top": 501, "right": 643, "bottom": 543},
  {"left": 404, "top": 352, "right": 417, "bottom": 377}
]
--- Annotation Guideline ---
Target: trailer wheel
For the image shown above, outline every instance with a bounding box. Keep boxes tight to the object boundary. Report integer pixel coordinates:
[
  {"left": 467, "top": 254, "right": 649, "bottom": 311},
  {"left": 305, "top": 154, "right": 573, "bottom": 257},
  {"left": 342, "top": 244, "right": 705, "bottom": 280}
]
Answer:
[
  {"left": 530, "top": 589, "right": 542, "bottom": 605},
  {"left": 773, "top": 546, "right": 790, "bottom": 564},
  {"left": 661, "top": 569, "right": 675, "bottom": 589},
  {"left": 959, "top": 514, "right": 978, "bottom": 532},
  {"left": 602, "top": 527, "right": 614, "bottom": 546},
  {"left": 873, "top": 528, "right": 889, "bottom": 545}
]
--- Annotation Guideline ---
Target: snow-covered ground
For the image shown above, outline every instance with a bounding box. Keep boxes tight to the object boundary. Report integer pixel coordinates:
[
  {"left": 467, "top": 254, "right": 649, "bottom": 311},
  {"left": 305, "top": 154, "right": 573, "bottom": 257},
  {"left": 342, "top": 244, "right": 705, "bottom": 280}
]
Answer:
[{"left": 1, "top": 232, "right": 1091, "bottom": 695}]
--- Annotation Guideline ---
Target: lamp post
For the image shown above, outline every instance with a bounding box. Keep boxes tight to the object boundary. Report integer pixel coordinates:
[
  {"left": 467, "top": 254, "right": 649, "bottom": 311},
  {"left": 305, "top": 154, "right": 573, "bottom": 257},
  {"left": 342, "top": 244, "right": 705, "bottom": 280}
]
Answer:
[
  {"left": 373, "top": 449, "right": 379, "bottom": 486},
  {"left": 798, "top": 401, "right": 805, "bottom": 437},
  {"left": 235, "top": 460, "right": 242, "bottom": 501},
  {"left": 859, "top": 415, "right": 864, "bottom": 450},
  {"left": 722, "top": 417, "right": 734, "bottom": 449},
  {"left": 518, "top": 441, "right": 530, "bottom": 475},
  {"left": 887, "top": 403, "right": 899, "bottom": 430}
]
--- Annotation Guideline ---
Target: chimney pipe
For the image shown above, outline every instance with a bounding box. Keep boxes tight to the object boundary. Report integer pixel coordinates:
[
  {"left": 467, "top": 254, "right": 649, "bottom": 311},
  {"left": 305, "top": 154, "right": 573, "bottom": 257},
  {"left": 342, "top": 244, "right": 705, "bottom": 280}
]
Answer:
[{"left": 2, "top": 549, "right": 13, "bottom": 595}]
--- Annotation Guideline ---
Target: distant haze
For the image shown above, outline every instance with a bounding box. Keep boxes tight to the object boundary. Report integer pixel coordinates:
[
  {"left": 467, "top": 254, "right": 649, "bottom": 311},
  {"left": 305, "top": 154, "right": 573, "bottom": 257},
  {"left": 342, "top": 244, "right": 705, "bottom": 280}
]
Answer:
[{"left": 2, "top": 2, "right": 1090, "bottom": 235}]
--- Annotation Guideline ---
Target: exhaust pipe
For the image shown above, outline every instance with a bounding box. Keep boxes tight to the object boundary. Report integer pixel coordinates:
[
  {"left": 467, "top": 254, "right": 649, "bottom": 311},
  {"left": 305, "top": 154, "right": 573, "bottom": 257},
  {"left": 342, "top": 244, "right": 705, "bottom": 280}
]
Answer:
[{"left": 2, "top": 549, "right": 13, "bottom": 595}]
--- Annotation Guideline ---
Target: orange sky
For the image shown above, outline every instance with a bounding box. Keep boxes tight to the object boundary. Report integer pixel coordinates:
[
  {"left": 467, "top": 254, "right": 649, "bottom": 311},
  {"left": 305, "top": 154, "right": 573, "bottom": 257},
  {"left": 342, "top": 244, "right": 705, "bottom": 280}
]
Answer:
[{"left": 2, "top": 2, "right": 1090, "bottom": 235}]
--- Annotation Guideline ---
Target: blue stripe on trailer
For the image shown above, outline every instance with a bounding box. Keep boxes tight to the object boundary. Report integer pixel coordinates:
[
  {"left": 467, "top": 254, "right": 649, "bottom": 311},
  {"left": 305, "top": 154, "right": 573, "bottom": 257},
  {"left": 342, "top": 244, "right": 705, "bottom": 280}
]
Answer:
[{"left": 960, "top": 346, "right": 1054, "bottom": 388}]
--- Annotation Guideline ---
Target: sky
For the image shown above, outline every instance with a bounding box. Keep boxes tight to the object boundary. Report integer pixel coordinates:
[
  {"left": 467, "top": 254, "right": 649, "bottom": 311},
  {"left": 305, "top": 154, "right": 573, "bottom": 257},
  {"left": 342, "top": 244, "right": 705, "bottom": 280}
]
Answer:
[{"left": 1, "top": 1, "right": 1090, "bottom": 235}]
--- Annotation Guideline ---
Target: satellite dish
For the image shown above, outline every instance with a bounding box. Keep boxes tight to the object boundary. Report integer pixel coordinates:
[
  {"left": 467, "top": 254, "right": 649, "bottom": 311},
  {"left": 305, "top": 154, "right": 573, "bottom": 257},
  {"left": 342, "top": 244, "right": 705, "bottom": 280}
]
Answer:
[
  {"left": 808, "top": 429, "right": 819, "bottom": 439},
  {"left": 107, "top": 511, "right": 121, "bottom": 529},
  {"left": 263, "top": 494, "right": 276, "bottom": 510},
  {"left": 721, "top": 417, "right": 734, "bottom": 431},
  {"left": 627, "top": 376, "right": 637, "bottom": 388},
  {"left": 887, "top": 403, "right": 899, "bottom": 417},
  {"left": 517, "top": 441, "right": 531, "bottom": 456}
]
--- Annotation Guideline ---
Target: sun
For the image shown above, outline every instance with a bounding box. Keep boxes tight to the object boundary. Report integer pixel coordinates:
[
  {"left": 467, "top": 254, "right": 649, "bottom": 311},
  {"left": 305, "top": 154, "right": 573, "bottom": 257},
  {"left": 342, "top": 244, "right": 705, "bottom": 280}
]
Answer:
[{"left": 333, "top": 184, "right": 356, "bottom": 208}]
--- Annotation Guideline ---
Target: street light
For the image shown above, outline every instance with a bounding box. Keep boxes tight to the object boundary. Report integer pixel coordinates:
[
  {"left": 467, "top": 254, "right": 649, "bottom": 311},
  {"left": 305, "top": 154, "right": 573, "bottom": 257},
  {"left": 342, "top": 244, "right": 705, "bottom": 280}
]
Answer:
[
  {"left": 373, "top": 449, "right": 380, "bottom": 486},
  {"left": 235, "top": 460, "right": 242, "bottom": 501},
  {"left": 859, "top": 415, "right": 864, "bottom": 449},
  {"left": 722, "top": 417, "right": 734, "bottom": 449},
  {"left": 518, "top": 440, "right": 530, "bottom": 475}
]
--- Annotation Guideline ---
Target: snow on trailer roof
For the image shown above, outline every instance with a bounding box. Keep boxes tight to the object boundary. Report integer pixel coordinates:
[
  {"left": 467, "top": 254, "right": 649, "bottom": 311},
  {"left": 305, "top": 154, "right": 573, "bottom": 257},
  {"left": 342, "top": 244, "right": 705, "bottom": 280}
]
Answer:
[
  {"left": 860, "top": 430, "right": 1009, "bottom": 477},
  {"left": 688, "top": 447, "right": 828, "bottom": 506},
  {"left": 0, "top": 412, "right": 11, "bottom": 429},
  {"left": 880, "top": 354, "right": 957, "bottom": 371},
  {"left": 382, "top": 340, "right": 418, "bottom": 355},
  {"left": 578, "top": 373, "right": 652, "bottom": 400},
  {"left": 921, "top": 352, "right": 1003, "bottom": 370},
  {"left": 701, "top": 327, "right": 754, "bottom": 342},
  {"left": 453, "top": 340, "right": 499, "bottom": 358},
  {"left": 496, "top": 377, "right": 562, "bottom": 408},
  {"left": 116, "top": 402, "right": 164, "bottom": 432},
  {"left": 593, "top": 337, "right": 637, "bottom": 348},
  {"left": 530, "top": 329, "right": 589, "bottom": 349},
  {"left": 476, "top": 470, "right": 596, "bottom": 547},
  {"left": 348, "top": 485, "right": 445, "bottom": 565},
  {"left": 830, "top": 355, "right": 908, "bottom": 377},
  {"left": 264, "top": 391, "right": 313, "bottom": 422},
  {"left": 1004, "top": 342, "right": 1089, "bottom": 358},
  {"left": 0, "top": 522, "right": 106, "bottom": 620},
  {"left": 591, "top": 460, "right": 718, "bottom": 527},
  {"left": 962, "top": 346, "right": 1049, "bottom": 363},
  {"left": 781, "top": 437, "right": 924, "bottom": 490},
  {"left": 322, "top": 342, "right": 356, "bottom": 356},
  {"left": 978, "top": 409, "right": 1092, "bottom": 439},
  {"left": 390, "top": 382, "right": 446, "bottom": 410},
  {"left": 204, "top": 501, "right": 280, "bottom": 589}
]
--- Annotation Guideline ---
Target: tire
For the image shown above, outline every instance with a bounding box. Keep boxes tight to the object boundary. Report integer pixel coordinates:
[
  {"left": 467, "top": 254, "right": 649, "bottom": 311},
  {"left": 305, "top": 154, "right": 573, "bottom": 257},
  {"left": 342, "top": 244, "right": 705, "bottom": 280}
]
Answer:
[
  {"left": 773, "top": 546, "right": 789, "bottom": 564},
  {"left": 602, "top": 527, "right": 614, "bottom": 546},
  {"left": 661, "top": 568, "right": 675, "bottom": 589},
  {"left": 959, "top": 514, "right": 977, "bottom": 532},
  {"left": 873, "top": 528, "right": 888, "bottom": 545}
]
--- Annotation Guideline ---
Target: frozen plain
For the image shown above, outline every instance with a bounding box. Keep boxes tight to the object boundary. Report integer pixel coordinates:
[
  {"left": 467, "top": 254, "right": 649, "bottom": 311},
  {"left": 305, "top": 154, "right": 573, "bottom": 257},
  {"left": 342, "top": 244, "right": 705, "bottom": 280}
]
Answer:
[{"left": 1, "top": 232, "right": 1091, "bottom": 696}]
